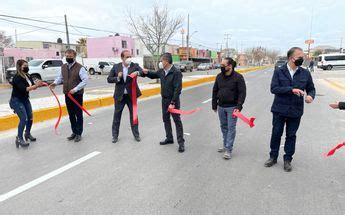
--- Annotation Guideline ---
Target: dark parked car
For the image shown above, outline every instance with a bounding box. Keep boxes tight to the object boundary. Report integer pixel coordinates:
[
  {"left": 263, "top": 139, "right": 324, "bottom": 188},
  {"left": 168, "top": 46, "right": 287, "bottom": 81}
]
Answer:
[{"left": 274, "top": 60, "right": 286, "bottom": 70}]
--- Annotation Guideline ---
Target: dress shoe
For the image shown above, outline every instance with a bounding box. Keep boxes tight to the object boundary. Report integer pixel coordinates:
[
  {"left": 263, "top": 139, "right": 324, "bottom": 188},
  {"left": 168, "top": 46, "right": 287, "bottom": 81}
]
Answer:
[
  {"left": 160, "top": 139, "right": 174, "bottom": 145},
  {"left": 134, "top": 136, "right": 141, "bottom": 142},
  {"left": 178, "top": 144, "right": 185, "bottom": 153},
  {"left": 74, "top": 135, "right": 82, "bottom": 142},
  {"left": 67, "top": 133, "right": 76, "bottom": 141},
  {"left": 112, "top": 137, "right": 118, "bottom": 143},
  {"left": 284, "top": 160, "right": 292, "bottom": 172},
  {"left": 264, "top": 158, "right": 277, "bottom": 167}
]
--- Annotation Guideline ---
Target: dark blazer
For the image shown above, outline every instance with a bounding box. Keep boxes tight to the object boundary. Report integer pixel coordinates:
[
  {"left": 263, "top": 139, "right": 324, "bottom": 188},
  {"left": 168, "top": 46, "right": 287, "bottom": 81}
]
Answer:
[
  {"left": 11, "top": 74, "right": 34, "bottom": 100},
  {"left": 107, "top": 62, "right": 143, "bottom": 101},
  {"left": 271, "top": 63, "right": 316, "bottom": 118},
  {"left": 144, "top": 65, "right": 182, "bottom": 105}
]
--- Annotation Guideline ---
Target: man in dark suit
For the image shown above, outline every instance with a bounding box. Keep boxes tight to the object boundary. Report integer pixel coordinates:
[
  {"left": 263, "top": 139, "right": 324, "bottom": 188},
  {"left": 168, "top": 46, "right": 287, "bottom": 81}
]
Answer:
[
  {"left": 142, "top": 53, "right": 185, "bottom": 153},
  {"left": 265, "top": 47, "right": 315, "bottom": 172},
  {"left": 107, "top": 50, "right": 143, "bottom": 143}
]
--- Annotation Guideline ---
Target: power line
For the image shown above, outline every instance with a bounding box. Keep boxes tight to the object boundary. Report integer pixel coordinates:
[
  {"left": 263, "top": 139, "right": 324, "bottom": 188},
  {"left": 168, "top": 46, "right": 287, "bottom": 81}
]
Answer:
[
  {"left": 0, "top": 18, "right": 88, "bottom": 37},
  {"left": 0, "top": 14, "right": 119, "bottom": 34}
]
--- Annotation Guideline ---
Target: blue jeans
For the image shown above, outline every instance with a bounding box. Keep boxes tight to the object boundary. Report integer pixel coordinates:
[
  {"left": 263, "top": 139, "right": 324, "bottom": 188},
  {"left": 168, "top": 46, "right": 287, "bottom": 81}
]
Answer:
[
  {"left": 218, "top": 106, "right": 238, "bottom": 152},
  {"left": 9, "top": 97, "right": 33, "bottom": 140}
]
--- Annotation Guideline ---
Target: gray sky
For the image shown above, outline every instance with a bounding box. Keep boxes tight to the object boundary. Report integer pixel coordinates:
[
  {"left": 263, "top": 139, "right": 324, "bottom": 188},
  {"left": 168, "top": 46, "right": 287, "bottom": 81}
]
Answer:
[{"left": 0, "top": 0, "right": 344, "bottom": 54}]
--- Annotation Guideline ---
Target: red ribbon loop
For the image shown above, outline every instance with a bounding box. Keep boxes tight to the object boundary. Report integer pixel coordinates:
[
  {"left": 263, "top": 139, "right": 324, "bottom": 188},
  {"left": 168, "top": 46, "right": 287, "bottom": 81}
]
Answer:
[
  {"left": 42, "top": 82, "right": 62, "bottom": 133},
  {"left": 168, "top": 107, "right": 201, "bottom": 115},
  {"left": 232, "top": 111, "right": 255, "bottom": 128},
  {"left": 323, "top": 142, "right": 345, "bottom": 157},
  {"left": 128, "top": 73, "right": 138, "bottom": 125},
  {"left": 67, "top": 93, "right": 91, "bottom": 116}
]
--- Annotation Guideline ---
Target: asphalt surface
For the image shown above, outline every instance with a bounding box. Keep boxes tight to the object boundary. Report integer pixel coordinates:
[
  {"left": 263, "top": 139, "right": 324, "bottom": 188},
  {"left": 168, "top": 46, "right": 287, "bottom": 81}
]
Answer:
[{"left": 0, "top": 67, "right": 345, "bottom": 215}]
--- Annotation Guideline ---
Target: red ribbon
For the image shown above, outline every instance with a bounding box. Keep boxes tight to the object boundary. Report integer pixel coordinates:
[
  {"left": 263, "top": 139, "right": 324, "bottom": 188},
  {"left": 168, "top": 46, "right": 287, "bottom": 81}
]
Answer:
[
  {"left": 41, "top": 82, "right": 62, "bottom": 133},
  {"left": 323, "top": 142, "right": 345, "bottom": 157},
  {"left": 232, "top": 111, "right": 256, "bottom": 128},
  {"left": 168, "top": 107, "right": 201, "bottom": 115},
  {"left": 128, "top": 73, "right": 138, "bottom": 125},
  {"left": 67, "top": 93, "right": 92, "bottom": 116}
]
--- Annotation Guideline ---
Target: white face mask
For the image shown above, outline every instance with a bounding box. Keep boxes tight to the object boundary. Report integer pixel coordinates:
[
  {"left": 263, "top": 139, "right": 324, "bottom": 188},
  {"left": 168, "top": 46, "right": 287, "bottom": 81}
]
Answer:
[
  {"left": 125, "top": 58, "right": 132, "bottom": 65},
  {"left": 158, "top": 62, "right": 164, "bottom": 69}
]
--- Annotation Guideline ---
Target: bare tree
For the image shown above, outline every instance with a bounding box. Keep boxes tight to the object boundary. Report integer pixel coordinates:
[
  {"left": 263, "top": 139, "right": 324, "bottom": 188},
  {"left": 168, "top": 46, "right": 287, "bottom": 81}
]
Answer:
[
  {"left": 266, "top": 49, "right": 280, "bottom": 64},
  {"left": 128, "top": 4, "right": 183, "bottom": 70},
  {"left": 0, "top": 31, "right": 14, "bottom": 48}
]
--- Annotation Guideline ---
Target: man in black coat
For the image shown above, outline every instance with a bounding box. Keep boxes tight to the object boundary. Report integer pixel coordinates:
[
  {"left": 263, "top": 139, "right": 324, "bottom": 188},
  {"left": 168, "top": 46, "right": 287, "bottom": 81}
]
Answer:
[
  {"left": 107, "top": 50, "right": 143, "bottom": 143},
  {"left": 265, "top": 47, "right": 315, "bottom": 172},
  {"left": 142, "top": 53, "right": 185, "bottom": 153}
]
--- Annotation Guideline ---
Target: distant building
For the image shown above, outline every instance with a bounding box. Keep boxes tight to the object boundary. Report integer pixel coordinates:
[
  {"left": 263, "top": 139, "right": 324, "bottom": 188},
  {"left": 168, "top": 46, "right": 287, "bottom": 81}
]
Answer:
[
  {"left": 87, "top": 35, "right": 135, "bottom": 58},
  {"left": 16, "top": 40, "right": 80, "bottom": 57}
]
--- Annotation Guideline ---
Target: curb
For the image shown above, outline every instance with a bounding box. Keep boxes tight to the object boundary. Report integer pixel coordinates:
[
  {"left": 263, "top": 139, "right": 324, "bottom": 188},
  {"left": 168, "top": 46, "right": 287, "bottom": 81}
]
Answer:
[{"left": 0, "top": 66, "right": 270, "bottom": 131}]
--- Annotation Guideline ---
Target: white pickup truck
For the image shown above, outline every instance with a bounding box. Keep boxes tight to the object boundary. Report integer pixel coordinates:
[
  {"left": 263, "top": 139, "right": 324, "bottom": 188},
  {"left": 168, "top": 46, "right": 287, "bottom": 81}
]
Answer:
[
  {"left": 6, "top": 59, "right": 63, "bottom": 83},
  {"left": 85, "top": 61, "right": 115, "bottom": 75}
]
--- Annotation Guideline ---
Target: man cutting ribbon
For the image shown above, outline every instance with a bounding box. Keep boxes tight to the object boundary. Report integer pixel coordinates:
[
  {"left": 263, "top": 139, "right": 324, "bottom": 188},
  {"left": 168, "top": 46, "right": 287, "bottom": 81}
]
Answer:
[
  {"left": 107, "top": 50, "right": 143, "bottom": 144},
  {"left": 212, "top": 57, "right": 247, "bottom": 160},
  {"left": 142, "top": 53, "right": 185, "bottom": 153},
  {"left": 49, "top": 49, "right": 88, "bottom": 143}
]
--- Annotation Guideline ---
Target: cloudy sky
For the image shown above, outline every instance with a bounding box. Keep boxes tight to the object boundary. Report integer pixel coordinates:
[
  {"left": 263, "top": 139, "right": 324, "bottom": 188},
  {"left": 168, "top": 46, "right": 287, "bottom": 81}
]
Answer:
[{"left": 0, "top": 0, "right": 344, "bottom": 54}]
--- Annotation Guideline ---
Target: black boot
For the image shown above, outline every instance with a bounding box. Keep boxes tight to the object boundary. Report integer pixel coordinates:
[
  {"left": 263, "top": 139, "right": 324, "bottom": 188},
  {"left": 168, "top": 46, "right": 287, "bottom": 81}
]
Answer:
[
  {"left": 178, "top": 144, "right": 185, "bottom": 153},
  {"left": 264, "top": 158, "right": 277, "bottom": 167},
  {"left": 24, "top": 133, "right": 36, "bottom": 142},
  {"left": 15, "top": 137, "right": 29, "bottom": 148}
]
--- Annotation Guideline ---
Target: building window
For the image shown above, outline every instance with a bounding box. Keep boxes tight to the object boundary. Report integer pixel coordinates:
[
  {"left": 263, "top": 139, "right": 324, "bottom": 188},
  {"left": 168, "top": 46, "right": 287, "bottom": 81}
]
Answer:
[
  {"left": 131, "top": 49, "right": 134, "bottom": 55},
  {"left": 56, "top": 52, "right": 60, "bottom": 56},
  {"left": 136, "top": 49, "right": 140, "bottom": 55},
  {"left": 122, "top": 40, "right": 127, "bottom": 49}
]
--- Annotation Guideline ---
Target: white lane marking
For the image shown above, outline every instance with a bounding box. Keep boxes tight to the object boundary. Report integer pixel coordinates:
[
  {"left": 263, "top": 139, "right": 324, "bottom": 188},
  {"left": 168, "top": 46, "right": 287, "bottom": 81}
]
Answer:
[
  {"left": 202, "top": 98, "right": 212, "bottom": 104},
  {"left": 0, "top": 151, "right": 101, "bottom": 203},
  {"left": 184, "top": 133, "right": 191, "bottom": 136}
]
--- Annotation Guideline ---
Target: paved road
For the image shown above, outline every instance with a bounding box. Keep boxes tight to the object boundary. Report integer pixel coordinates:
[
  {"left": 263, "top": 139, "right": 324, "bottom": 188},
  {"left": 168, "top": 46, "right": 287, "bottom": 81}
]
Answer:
[
  {"left": 0, "top": 69, "right": 221, "bottom": 104},
  {"left": 0, "top": 68, "right": 344, "bottom": 214}
]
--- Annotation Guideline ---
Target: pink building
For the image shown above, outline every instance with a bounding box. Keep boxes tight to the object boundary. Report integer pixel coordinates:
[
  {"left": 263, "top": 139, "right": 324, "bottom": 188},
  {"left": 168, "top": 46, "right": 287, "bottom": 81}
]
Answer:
[
  {"left": 4, "top": 48, "right": 60, "bottom": 65},
  {"left": 87, "top": 35, "right": 136, "bottom": 58}
]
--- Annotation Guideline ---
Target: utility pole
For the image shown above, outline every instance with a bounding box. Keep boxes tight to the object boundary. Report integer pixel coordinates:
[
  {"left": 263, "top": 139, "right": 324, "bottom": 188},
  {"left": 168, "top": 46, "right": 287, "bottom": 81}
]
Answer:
[
  {"left": 181, "top": 29, "right": 185, "bottom": 47},
  {"left": 186, "top": 14, "right": 190, "bottom": 61},
  {"left": 64, "top": 14, "right": 70, "bottom": 49},
  {"left": 15, "top": 29, "right": 17, "bottom": 44},
  {"left": 224, "top": 33, "right": 231, "bottom": 57}
]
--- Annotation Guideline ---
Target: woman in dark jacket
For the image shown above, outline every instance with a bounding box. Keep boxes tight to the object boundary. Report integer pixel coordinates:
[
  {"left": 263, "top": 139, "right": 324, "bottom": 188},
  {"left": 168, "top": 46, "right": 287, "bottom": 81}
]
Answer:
[{"left": 9, "top": 59, "right": 42, "bottom": 148}]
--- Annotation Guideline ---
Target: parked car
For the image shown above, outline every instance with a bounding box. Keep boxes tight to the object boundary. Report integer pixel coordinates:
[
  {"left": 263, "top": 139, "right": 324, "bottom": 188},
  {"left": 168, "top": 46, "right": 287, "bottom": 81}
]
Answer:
[
  {"left": 317, "top": 53, "right": 345, "bottom": 70},
  {"left": 85, "top": 61, "right": 115, "bottom": 75},
  {"left": 6, "top": 59, "right": 63, "bottom": 83},
  {"left": 274, "top": 60, "right": 286, "bottom": 70},
  {"left": 197, "top": 63, "right": 212, "bottom": 70},
  {"left": 179, "top": 61, "right": 194, "bottom": 72},
  {"left": 214, "top": 63, "right": 221, "bottom": 69}
]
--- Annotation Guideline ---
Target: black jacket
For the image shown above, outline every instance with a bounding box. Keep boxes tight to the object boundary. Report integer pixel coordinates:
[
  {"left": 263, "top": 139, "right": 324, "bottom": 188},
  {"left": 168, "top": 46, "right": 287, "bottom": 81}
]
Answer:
[
  {"left": 144, "top": 65, "right": 182, "bottom": 104},
  {"left": 212, "top": 71, "right": 246, "bottom": 111},
  {"left": 107, "top": 62, "right": 143, "bottom": 101},
  {"left": 11, "top": 74, "right": 34, "bottom": 100},
  {"left": 271, "top": 63, "right": 316, "bottom": 118}
]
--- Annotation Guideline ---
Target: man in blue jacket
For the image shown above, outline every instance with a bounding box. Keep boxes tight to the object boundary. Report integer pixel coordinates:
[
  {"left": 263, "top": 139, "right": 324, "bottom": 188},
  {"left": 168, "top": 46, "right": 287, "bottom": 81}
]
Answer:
[{"left": 264, "top": 47, "right": 315, "bottom": 172}]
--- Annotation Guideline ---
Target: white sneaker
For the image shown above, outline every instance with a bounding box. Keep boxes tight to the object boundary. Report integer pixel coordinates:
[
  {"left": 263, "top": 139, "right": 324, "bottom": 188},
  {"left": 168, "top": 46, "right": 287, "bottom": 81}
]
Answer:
[{"left": 223, "top": 151, "right": 232, "bottom": 160}]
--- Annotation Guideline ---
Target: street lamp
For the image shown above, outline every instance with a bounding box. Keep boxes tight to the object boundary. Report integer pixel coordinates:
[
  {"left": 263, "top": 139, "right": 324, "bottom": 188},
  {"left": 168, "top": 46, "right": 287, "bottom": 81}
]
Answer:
[{"left": 187, "top": 31, "right": 198, "bottom": 61}]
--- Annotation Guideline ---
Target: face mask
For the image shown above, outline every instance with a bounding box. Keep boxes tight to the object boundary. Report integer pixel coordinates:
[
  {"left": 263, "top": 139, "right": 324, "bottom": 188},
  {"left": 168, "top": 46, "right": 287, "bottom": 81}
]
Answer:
[
  {"left": 294, "top": 57, "right": 304, "bottom": 67},
  {"left": 220, "top": 66, "right": 227, "bottom": 73},
  {"left": 66, "top": 58, "right": 74, "bottom": 64},
  {"left": 158, "top": 62, "right": 164, "bottom": 69},
  {"left": 23, "top": 67, "right": 29, "bottom": 73},
  {"left": 125, "top": 58, "right": 132, "bottom": 65}
]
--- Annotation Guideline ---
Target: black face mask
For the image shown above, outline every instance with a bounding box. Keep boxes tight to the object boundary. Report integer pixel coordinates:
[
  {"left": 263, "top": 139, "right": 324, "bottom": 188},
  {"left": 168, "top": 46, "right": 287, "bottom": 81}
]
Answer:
[
  {"left": 221, "top": 66, "right": 227, "bottom": 73},
  {"left": 294, "top": 57, "right": 304, "bottom": 67},
  {"left": 66, "top": 58, "right": 74, "bottom": 64},
  {"left": 23, "top": 67, "right": 29, "bottom": 73}
]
